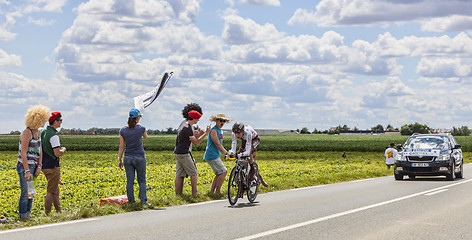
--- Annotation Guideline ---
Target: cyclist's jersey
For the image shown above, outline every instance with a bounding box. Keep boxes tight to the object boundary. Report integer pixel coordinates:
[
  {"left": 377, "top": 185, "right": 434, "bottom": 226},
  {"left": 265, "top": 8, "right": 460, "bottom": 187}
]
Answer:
[{"left": 231, "top": 125, "right": 258, "bottom": 157}]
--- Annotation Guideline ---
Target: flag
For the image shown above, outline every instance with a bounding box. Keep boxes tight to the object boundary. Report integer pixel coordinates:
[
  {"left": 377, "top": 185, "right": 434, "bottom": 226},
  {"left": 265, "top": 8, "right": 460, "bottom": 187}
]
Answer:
[{"left": 134, "top": 72, "right": 173, "bottom": 111}]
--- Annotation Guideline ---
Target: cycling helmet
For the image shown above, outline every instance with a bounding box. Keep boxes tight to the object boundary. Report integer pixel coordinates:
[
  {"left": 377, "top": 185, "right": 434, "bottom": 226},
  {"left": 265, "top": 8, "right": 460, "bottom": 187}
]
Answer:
[{"left": 232, "top": 122, "right": 244, "bottom": 133}]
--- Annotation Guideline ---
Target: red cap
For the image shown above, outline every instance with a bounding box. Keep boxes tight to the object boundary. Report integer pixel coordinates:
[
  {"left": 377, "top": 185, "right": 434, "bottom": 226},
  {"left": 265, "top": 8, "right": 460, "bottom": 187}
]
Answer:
[
  {"left": 49, "top": 112, "right": 61, "bottom": 124},
  {"left": 188, "top": 110, "right": 201, "bottom": 120}
]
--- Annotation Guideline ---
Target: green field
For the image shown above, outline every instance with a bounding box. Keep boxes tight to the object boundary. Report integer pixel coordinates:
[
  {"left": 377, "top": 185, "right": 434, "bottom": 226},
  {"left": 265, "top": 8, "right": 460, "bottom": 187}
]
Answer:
[{"left": 1, "top": 134, "right": 471, "bottom": 229}]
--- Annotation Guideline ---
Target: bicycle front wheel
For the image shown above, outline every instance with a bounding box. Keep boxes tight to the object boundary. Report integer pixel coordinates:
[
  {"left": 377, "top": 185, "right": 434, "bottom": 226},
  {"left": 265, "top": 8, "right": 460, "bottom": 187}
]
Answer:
[{"left": 228, "top": 167, "right": 240, "bottom": 206}]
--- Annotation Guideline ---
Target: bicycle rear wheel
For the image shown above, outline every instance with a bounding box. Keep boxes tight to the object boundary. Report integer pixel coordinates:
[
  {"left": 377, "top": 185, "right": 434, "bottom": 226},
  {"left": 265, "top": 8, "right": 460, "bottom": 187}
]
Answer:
[
  {"left": 228, "top": 167, "right": 240, "bottom": 206},
  {"left": 247, "top": 164, "right": 260, "bottom": 203},
  {"left": 247, "top": 180, "right": 259, "bottom": 203}
]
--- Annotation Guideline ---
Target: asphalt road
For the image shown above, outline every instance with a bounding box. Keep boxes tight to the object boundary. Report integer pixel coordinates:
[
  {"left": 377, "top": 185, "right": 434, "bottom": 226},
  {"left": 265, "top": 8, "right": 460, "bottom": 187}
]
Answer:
[{"left": 3, "top": 164, "right": 472, "bottom": 240}]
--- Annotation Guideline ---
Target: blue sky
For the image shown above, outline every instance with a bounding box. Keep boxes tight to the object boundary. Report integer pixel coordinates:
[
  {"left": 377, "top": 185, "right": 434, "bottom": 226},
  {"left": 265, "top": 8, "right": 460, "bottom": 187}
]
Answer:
[{"left": 1, "top": 0, "right": 472, "bottom": 133}]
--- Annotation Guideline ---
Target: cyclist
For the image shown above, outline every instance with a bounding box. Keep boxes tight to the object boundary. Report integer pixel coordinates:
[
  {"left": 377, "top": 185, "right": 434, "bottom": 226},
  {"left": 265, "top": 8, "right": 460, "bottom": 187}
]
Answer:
[{"left": 230, "top": 122, "right": 268, "bottom": 187}]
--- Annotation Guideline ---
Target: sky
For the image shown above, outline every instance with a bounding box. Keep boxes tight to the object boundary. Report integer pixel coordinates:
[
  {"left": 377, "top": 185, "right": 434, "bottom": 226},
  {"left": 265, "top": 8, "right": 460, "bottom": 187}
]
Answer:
[{"left": 1, "top": 0, "right": 472, "bottom": 134}]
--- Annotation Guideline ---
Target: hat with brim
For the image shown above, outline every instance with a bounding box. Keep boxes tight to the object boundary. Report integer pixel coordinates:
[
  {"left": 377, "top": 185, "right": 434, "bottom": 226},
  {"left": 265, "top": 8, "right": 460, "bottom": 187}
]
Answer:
[{"left": 209, "top": 113, "right": 232, "bottom": 122}]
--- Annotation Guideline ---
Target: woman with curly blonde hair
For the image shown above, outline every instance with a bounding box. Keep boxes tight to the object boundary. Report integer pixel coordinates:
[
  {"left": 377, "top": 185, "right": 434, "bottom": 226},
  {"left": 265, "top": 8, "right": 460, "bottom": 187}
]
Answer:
[{"left": 17, "top": 104, "right": 50, "bottom": 220}]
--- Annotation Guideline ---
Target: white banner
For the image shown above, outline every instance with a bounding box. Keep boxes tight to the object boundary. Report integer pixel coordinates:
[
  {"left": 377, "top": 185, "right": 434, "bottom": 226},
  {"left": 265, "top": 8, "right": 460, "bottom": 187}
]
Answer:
[{"left": 133, "top": 72, "right": 173, "bottom": 111}]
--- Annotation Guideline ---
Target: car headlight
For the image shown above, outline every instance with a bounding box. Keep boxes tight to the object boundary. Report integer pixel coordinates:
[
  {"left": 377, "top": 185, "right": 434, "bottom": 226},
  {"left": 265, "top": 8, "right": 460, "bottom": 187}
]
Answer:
[
  {"left": 438, "top": 154, "right": 450, "bottom": 161},
  {"left": 396, "top": 154, "right": 406, "bottom": 161}
]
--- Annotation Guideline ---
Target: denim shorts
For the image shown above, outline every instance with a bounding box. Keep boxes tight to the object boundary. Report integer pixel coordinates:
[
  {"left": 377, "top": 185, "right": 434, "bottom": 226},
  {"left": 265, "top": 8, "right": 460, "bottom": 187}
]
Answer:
[{"left": 205, "top": 158, "right": 227, "bottom": 175}]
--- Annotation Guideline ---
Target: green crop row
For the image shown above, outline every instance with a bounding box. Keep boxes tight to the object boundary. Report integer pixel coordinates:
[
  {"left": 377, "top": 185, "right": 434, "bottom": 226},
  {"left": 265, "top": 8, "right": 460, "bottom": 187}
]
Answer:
[
  {"left": 2, "top": 134, "right": 472, "bottom": 152},
  {"left": 3, "top": 134, "right": 468, "bottom": 152}
]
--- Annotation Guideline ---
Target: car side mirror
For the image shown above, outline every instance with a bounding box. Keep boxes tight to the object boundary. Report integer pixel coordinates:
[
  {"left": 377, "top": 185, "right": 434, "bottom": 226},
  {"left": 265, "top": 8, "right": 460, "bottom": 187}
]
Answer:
[{"left": 454, "top": 144, "right": 462, "bottom": 149}]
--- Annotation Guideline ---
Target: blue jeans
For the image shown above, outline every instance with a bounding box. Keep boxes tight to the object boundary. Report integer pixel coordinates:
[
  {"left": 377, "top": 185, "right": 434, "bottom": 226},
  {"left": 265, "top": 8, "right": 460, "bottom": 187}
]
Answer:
[
  {"left": 17, "top": 164, "right": 36, "bottom": 219},
  {"left": 123, "top": 156, "right": 147, "bottom": 203}
]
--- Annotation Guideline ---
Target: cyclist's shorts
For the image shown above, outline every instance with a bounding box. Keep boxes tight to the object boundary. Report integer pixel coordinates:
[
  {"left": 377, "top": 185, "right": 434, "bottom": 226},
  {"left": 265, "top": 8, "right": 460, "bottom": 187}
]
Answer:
[{"left": 240, "top": 136, "right": 261, "bottom": 154}]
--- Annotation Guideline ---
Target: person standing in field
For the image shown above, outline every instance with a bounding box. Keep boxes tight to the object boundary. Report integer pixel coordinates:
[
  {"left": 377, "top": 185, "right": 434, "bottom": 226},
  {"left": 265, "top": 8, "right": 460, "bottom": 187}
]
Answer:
[
  {"left": 385, "top": 142, "right": 398, "bottom": 170},
  {"left": 17, "top": 104, "right": 50, "bottom": 220},
  {"left": 41, "top": 111, "right": 67, "bottom": 215},
  {"left": 174, "top": 103, "right": 210, "bottom": 197},
  {"left": 204, "top": 114, "right": 231, "bottom": 195},
  {"left": 118, "top": 108, "right": 149, "bottom": 205}
]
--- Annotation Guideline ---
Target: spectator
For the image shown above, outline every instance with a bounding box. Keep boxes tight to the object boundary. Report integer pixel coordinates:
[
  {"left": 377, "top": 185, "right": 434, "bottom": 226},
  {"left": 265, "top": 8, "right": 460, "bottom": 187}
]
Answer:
[
  {"left": 17, "top": 105, "right": 50, "bottom": 220},
  {"left": 118, "top": 108, "right": 149, "bottom": 205},
  {"left": 204, "top": 114, "right": 231, "bottom": 195},
  {"left": 385, "top": 142, "right": 398, "bottom": 170},
  {"left": 174, "top": 103, "right": 210, "bottom": 197},
  {"left": 41, "top": 111, "right": 67, "bottom": 215}
]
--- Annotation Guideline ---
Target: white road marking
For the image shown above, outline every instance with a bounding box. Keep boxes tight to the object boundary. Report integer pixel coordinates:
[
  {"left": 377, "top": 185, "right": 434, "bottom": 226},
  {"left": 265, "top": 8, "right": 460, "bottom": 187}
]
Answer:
[
  {"left": 235, "top": 178, "right": 472, "bottom": 240},
  {"left": 0, "top": 218, "right": 98, "bottom": 235},
  {"left": 288, "top": 185, "right": 326, "bottom": 192},
  {"left": 425, "top": 189, "right": 449, "bottom": 196}
]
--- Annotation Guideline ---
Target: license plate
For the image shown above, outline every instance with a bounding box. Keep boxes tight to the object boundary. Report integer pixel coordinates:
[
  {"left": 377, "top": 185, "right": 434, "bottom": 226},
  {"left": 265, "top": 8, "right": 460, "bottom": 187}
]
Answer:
[{"left": 411, "top": 163, "right": 429, "bottom": 167}]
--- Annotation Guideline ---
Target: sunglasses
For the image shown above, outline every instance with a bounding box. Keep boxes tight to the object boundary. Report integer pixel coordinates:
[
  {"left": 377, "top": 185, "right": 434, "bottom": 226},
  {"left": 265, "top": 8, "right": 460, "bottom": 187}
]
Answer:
[
  {"left": 56, "top": 119, "right": 63, "bottom": 122},
  {"left": 217, "top": 119, "right": 226, "bottom": 122}
]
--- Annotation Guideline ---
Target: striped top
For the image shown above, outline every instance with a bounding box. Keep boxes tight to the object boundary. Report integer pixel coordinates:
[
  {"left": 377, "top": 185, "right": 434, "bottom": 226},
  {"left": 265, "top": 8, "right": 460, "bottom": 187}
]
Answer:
[{"left": 17, "top": 128, "right": 41, "bottom": 165}]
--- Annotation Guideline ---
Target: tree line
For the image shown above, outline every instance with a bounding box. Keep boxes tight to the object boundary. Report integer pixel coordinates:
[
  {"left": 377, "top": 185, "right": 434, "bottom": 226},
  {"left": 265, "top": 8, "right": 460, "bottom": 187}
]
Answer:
[
  {"left": 299, "top": 123, "right": 471, "bottom": 136},
  {"left": 9, "top": 127, "right": 178, "bottom": 135}
]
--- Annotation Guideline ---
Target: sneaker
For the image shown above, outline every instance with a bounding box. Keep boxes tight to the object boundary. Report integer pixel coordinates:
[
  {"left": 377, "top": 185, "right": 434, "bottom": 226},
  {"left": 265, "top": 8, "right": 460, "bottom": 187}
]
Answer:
[
  {"left": 141, "top": 202, "right": 151, "bottom": 207},
  {"left": 249, "top": 180, "right": 258, "bottom": 193},
  {"left": 0, "top": 216, "right": 9, "bottom": 224}
]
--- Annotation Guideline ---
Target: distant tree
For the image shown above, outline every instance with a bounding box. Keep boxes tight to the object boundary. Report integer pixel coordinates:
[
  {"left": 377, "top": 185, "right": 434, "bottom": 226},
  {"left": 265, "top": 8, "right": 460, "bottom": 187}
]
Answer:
[
  {"left": 451, "top": 126, "right": 471, "bottom": 136},
  {"left": 312, "top": 128, "right": 319, "bottom": 134},
  {"left": 9, "top": 130, "right": 21, "bottom": 135},
  {"left": 371, "top": 124, "right": 384, "bottom": 133},
  {"left": 166, "top": 127, "right": 177, "bottom": 134},
  {"left": 400, "top": 122, "right": 431, "bottom": 135},
  {"left": 300, "top": 127, "right": 310, "bottom": 134}
]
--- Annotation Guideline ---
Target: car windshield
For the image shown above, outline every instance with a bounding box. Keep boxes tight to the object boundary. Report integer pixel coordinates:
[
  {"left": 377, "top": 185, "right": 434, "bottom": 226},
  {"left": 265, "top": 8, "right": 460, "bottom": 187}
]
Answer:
[{"left": 404, "top": 136, "right": 449, "bottom": 150}]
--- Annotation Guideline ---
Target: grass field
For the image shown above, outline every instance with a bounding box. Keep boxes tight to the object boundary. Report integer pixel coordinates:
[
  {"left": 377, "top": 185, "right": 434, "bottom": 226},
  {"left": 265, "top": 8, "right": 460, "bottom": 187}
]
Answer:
[{"left": 1, "top": 134, "right": 471, "bottom": 229}]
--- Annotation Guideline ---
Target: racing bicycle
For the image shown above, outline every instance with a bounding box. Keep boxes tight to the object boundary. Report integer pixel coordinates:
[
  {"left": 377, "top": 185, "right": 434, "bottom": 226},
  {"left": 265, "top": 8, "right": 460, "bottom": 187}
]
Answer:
[{"left": 227, "top": 155, "right": 260, "bottom": 206}]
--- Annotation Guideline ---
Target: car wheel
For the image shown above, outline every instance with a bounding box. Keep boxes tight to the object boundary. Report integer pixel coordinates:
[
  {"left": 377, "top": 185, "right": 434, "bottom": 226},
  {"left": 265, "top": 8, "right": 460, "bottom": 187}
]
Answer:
[
  {"left": 455, "top": 160, "right": 464, "bottom": 179},
  {"left": 394, "top": 173, "right": 403, "bottom": 180},
  {"left": 408, "top": 174, "right": 415, "bottom": 179},
  {"left": 446, "top": 164, "right": 455, "bottom": 181}
]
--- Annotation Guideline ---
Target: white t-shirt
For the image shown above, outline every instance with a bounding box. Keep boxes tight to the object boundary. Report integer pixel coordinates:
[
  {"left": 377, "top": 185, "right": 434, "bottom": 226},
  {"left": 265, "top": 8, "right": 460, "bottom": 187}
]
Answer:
[
  {"left": 385, "top": 147, "right": 398, "bottom": 165},
  {"left": 50, "top": 135, "right": 61, "bottom": 149}
]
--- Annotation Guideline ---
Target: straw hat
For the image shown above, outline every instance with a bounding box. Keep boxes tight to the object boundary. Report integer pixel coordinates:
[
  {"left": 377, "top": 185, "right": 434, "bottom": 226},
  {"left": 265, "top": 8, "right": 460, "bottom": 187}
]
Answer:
[{"left": 209, "top": 113, "right": 232, "bottom": 122}]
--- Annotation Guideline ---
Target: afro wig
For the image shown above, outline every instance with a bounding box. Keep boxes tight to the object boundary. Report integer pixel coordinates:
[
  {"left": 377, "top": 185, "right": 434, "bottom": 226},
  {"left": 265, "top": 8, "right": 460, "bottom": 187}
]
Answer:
[
  {"left": 182, "top": 103, "right": 202, "bottom": 120},
  {"left": 24, "top": 104, "right": 51, "bottom": 129}
]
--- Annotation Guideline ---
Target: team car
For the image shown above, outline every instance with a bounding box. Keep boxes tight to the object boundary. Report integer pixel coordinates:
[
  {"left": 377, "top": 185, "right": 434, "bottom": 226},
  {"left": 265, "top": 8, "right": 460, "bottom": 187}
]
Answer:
[{"left": 394, "top": 133, "right": 463, "bottom": 181}]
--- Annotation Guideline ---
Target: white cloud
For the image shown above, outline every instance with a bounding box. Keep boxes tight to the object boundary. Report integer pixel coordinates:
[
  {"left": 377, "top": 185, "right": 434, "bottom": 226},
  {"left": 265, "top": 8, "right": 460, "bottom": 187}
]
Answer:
[
  {"left": 222, "top": 13, "right": 284, "bottom": 45},
  {"left": 287, "top": 8, "right": 317, "bottom": 26},
  {"left": 55, "top": 0, "right": 222, "bottom": 82},
  {"left": 241, "top": 0, "right": 280, "bottom": 6},
  {"left": 0, "top": 48, "right": 21, "bottom": 68},
  {"left": 417, "top": 58, "right": 472, "bottom": 80},
  {"left": 0, "top": 27, "right": 17, "bottom": 41},
  {"left": 27, "top": 17, "right": 55, "bottom": 26},
  {"left": 421, "top": 15, "right": 472, "bottom": 32},
  {"left": 292, "top": 0, "right": 472, "bottom": 31}
]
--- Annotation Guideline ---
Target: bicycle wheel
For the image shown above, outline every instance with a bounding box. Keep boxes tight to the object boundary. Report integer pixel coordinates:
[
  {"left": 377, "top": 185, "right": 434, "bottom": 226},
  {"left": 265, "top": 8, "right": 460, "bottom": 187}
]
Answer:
[{"left": 228, "top": 167, "right": 240, "bottom": 206}]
